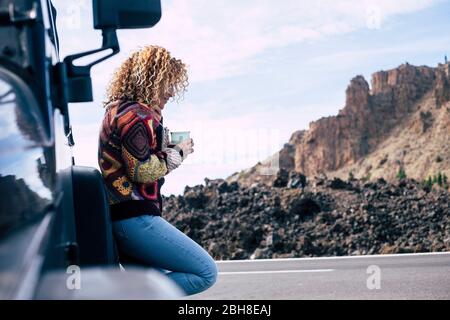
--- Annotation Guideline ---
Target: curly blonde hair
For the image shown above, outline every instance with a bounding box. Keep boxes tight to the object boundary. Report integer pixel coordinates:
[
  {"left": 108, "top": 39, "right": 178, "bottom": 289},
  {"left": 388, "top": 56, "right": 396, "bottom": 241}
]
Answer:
[{"left": 104, "top": 45, "right": 188, "bottom": 107}]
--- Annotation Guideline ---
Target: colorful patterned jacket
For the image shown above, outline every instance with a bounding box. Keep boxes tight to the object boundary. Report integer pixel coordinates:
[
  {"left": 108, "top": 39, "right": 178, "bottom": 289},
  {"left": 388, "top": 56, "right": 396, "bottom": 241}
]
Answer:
[{"left": 98, "top": 100, "right": 183, "bottom": 221}]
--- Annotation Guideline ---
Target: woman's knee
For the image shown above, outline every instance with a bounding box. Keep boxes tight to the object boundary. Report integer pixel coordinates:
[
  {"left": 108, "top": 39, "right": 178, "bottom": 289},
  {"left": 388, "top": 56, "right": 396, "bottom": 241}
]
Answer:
[{"left": 201, "top": 255, "right": 218, "bottom": 288}]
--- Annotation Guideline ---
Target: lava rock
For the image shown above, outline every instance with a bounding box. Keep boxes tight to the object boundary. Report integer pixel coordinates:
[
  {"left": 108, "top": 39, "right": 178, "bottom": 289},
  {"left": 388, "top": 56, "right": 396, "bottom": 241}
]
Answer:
[
  {"left": 287, "top": 171, "right": 307, "bottom": 189},
  {"left": 183, "top": 189, "right": 207, "bottom": 209},
  {"left": 273, "top": 168, "right": 289, "bottom": 188},
  {"left": 163, "top": 173, "right": 450, "bottom": 261},
  {"left": 327, "top": 178, "right": 353, "bottom": 190},
  {"left": 289, "top": 195, "right": 321, "bottom": 217}
]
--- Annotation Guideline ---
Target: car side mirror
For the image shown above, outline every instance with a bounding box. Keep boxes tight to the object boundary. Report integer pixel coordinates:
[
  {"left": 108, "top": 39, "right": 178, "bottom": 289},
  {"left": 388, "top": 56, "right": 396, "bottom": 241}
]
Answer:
[{"left": 93, "top": 0, "right": 162, "bottom": 29}]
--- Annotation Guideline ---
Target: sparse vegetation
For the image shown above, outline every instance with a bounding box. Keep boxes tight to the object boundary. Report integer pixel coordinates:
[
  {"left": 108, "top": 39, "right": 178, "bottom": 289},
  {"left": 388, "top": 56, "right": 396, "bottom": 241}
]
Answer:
[
  {"left": 422, "top": 172, "right": 449, "bottom": 190},
  {"left": 397, "top": 167, "right": 407, "bottom": 180},
  {"left": 422, "top": 176, "right": 433, "bottom": 190},
  {"left": 348, "top": 171, "right": 354, "bottom": 180},
  {"left": 438, "top": 172, "right": 443, "bottom": 187}
]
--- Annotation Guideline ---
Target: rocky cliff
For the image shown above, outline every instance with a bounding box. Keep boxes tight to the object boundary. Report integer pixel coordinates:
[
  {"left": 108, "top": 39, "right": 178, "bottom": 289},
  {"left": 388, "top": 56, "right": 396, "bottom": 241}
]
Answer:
[{"left": 228, "top": 62, "right": 450, "bottom": 187}]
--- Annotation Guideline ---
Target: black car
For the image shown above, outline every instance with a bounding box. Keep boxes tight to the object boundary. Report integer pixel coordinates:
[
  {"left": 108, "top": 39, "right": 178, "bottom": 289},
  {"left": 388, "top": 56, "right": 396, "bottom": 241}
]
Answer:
[{"left": 0, "top": 0, "right": 183, "bottom": 299}]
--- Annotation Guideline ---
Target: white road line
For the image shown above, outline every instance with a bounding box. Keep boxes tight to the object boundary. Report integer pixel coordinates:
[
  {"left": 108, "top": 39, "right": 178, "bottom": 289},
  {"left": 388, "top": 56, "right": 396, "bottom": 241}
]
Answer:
[
  {"left": 219, "top": 269, "right": 334, "bottom": 275},
  {"left": 216, "top": 251, "right": 450, "bottom": 263}
]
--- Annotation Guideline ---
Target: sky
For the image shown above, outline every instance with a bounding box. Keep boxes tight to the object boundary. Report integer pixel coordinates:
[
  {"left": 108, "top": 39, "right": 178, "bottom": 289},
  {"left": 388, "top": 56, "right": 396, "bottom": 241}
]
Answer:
[{"left": 52, "top": 0, "right": 450, "bottom": 196}]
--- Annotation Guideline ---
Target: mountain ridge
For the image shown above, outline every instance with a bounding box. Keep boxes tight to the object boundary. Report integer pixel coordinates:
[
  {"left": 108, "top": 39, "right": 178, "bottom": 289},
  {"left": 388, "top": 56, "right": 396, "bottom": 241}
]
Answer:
[{"left": 227, "top": 62, "right": 450, "bottom": 187}]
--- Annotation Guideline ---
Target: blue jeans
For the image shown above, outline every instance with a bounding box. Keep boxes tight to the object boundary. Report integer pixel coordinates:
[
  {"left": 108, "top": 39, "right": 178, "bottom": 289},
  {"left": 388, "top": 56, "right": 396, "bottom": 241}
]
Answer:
[{"left": 112, "top": 214, "right": 218, "bottom": 296}]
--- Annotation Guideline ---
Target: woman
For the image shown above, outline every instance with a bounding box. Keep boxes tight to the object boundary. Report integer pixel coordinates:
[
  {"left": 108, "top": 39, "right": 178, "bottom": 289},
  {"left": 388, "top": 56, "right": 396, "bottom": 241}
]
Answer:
[{"left": 98, "top": 45, "right": 218, "bottom": 296}]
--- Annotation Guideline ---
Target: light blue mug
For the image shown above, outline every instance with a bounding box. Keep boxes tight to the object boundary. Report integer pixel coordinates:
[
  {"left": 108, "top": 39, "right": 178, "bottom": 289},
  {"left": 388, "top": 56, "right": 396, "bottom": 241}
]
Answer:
[{"left": 170, "top": 131, "right": 190, "bottom": 144}]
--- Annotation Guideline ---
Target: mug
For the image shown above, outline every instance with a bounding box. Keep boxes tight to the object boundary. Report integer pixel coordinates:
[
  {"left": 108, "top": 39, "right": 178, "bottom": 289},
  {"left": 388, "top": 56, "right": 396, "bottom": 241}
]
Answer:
[{"left": 170, "top": 131, "right": 190, "bottom": 144}]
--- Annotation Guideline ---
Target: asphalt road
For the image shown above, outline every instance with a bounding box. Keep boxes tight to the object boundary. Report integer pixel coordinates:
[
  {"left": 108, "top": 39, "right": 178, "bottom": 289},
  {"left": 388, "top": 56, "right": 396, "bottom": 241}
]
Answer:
[{"left": 188, "top": 252, "right": 450, "bottom": 300}]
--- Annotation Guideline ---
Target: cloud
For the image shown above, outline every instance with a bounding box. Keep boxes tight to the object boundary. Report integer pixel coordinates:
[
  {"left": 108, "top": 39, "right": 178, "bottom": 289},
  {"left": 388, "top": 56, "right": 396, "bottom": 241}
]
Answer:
[
  {"left": 115, "top": 0, "right": 440, "bottom": 83},
  {"left": 307, "top": 37, "right": 450, "bottom": 67},
  {"left": 52, "top": 0, "right": 442, "bottom": 103}
]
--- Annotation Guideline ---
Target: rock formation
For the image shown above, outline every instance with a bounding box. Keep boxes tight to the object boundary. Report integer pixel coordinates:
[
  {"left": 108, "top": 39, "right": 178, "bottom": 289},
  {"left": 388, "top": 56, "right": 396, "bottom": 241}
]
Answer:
[
  {"left": 228, "top": 62, "right": 450, "bottom": 187},
  {"left": 163, "top": 176, "right": 450, "bottom": 260}
]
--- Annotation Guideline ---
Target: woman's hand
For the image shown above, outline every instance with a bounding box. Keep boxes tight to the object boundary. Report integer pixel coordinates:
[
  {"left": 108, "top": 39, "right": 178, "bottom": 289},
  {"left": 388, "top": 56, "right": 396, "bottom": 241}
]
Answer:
[
  {"left": 177, "top": 138, "right": 194, "bottom": 160},
  {"left": 162, "top": 137, "right": 193, "bottom": 174}
]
